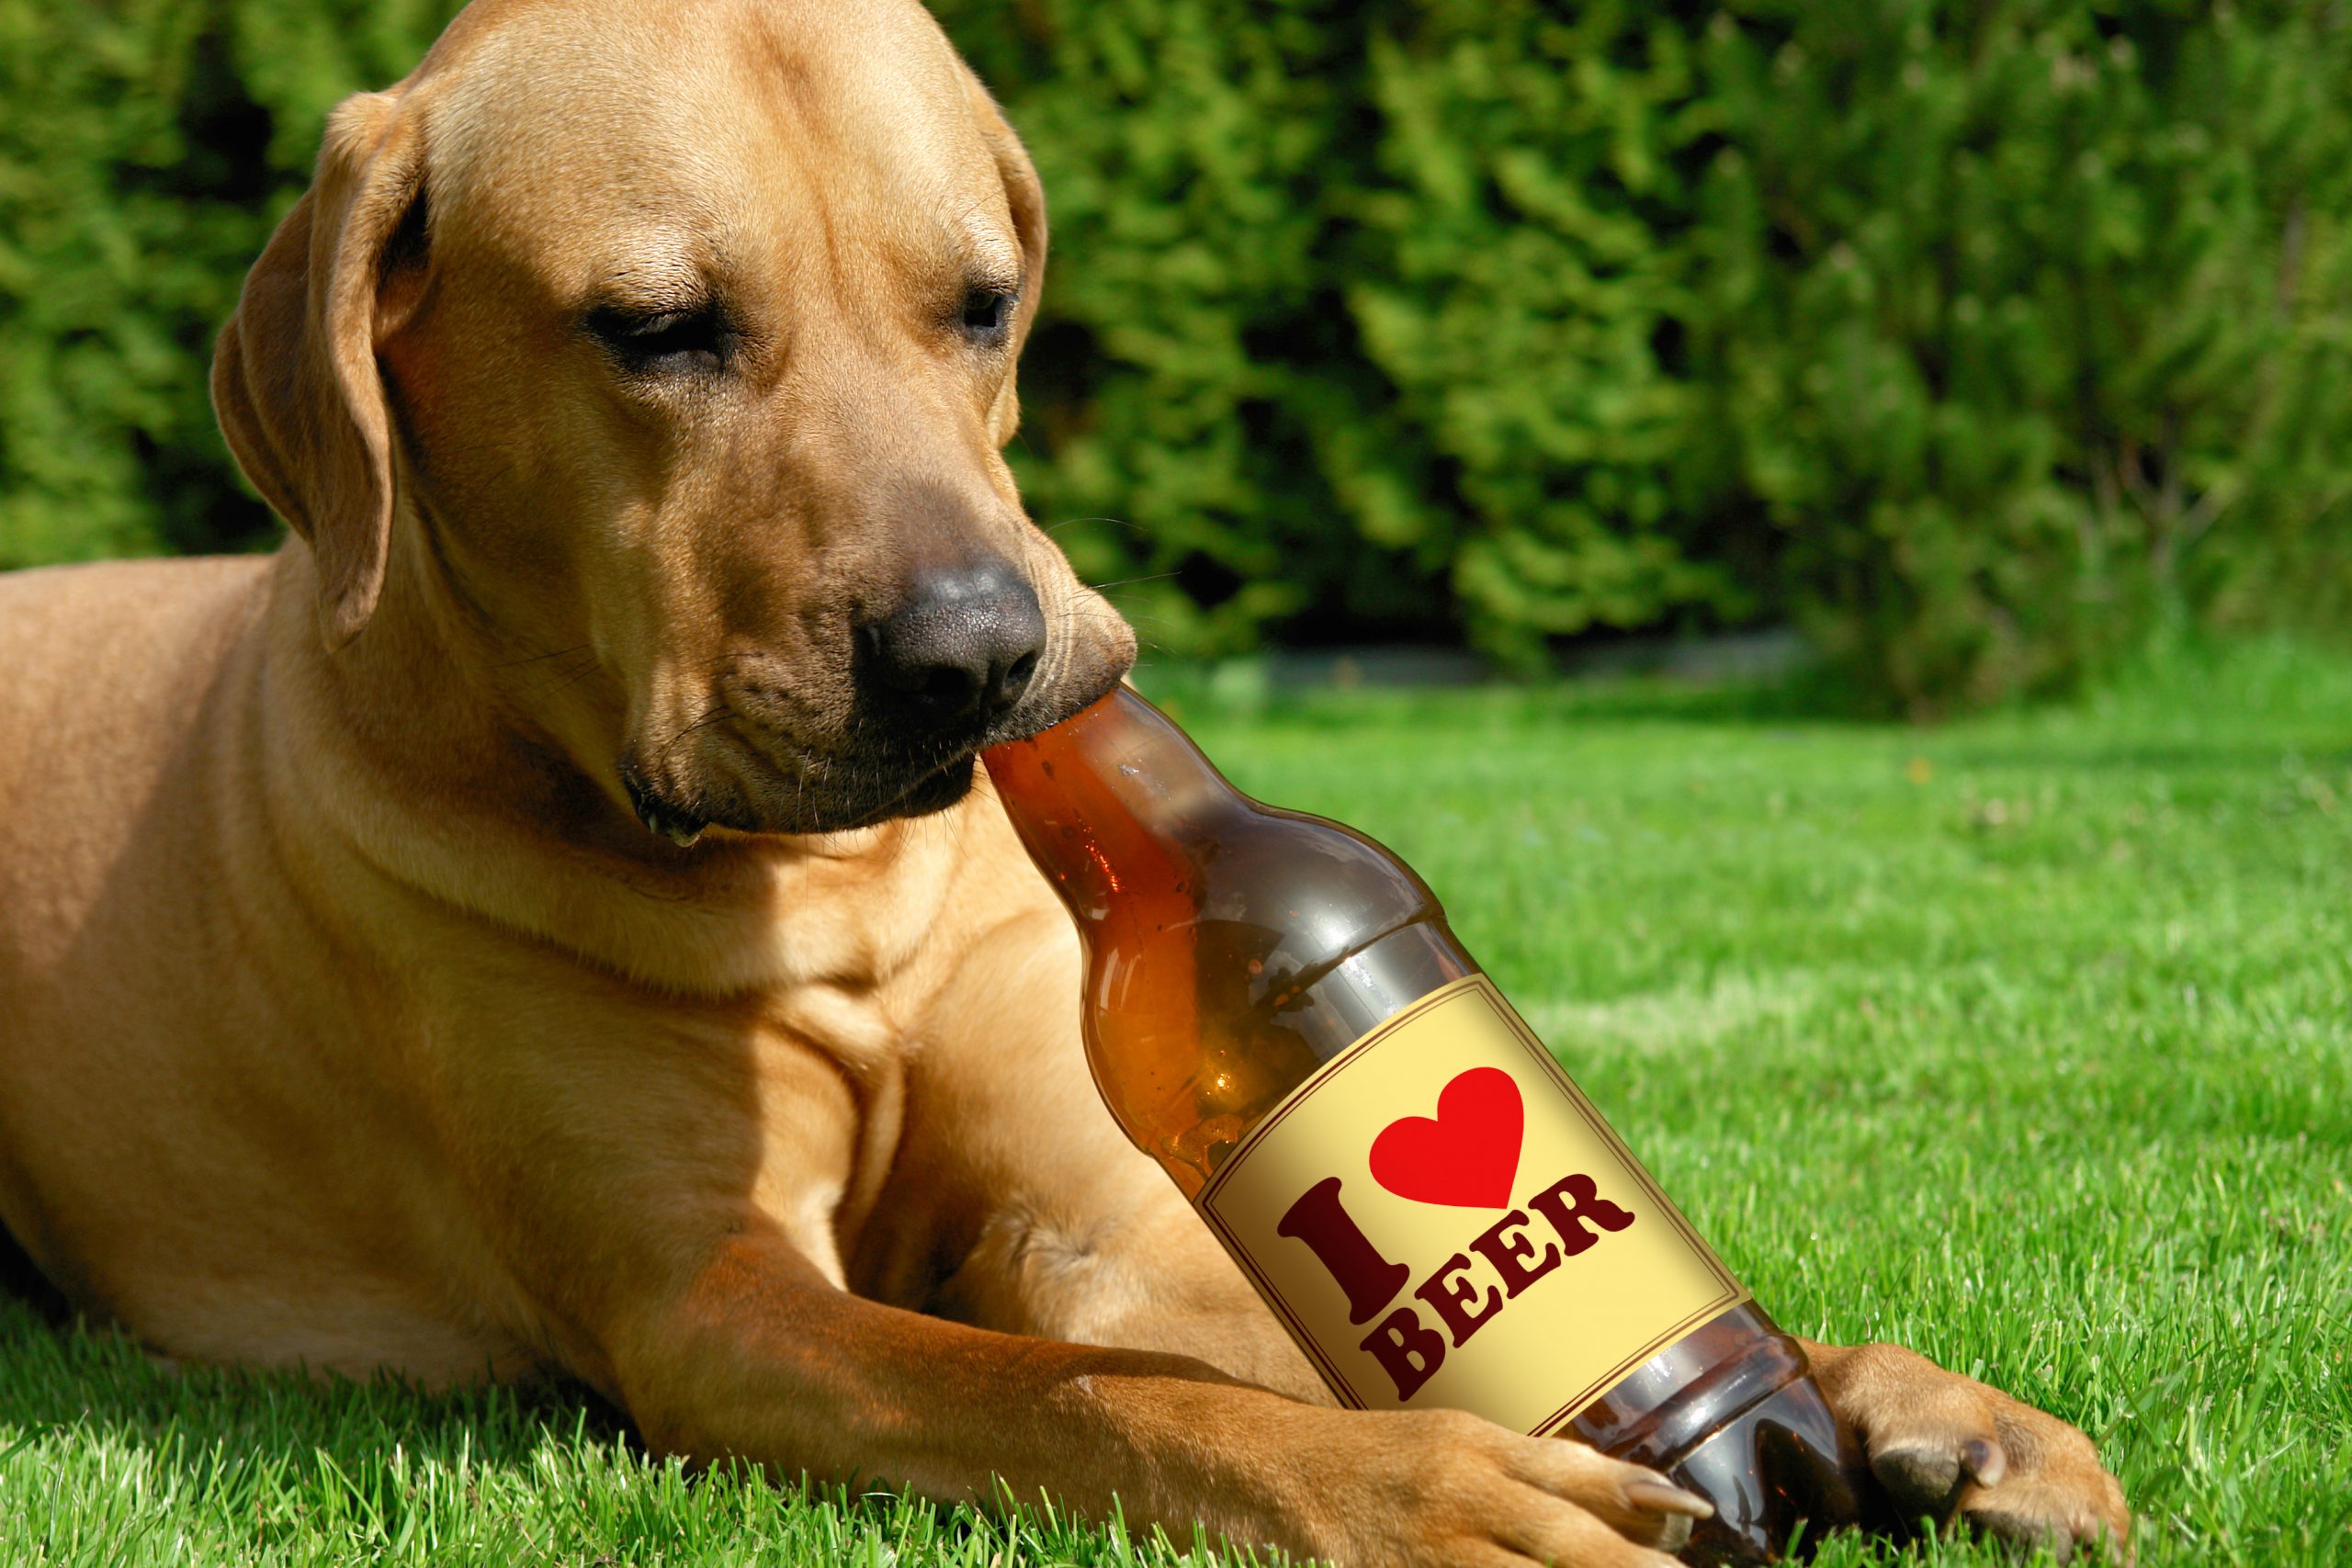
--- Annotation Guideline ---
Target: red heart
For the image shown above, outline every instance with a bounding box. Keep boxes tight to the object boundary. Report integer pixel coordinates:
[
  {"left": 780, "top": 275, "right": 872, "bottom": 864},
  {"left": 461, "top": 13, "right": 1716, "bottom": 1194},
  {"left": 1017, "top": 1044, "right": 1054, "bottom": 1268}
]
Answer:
[{"left": 1368, "top": 1066, "right": 1525, "bottom": 1209}]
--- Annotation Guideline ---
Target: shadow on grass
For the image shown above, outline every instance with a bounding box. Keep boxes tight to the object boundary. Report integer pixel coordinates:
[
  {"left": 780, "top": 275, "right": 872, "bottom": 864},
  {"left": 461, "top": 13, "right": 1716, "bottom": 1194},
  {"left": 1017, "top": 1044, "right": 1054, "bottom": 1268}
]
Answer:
[
  {"left": 1932, "top": 740, "right": 2352, "bottom": 773},
  {"left": 0, "top": 1285, "right": 1225, "bottom": 1566},
  {"left": 0, "top": 1280, "right": 633, "bottom": 1484},
  {"left": 1137, "top": 633, "right": 2352, "bottom": 739},
  {"left": 1140, "top": 669, "right": 1879, "bottom": 732}
]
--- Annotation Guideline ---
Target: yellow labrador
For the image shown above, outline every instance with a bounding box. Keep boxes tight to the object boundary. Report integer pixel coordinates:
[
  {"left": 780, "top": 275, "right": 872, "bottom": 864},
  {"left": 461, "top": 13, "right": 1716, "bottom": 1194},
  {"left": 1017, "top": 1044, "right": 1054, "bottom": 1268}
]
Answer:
[{"left": 0, "top": 0, "right": 2128, "bottom": 1562}]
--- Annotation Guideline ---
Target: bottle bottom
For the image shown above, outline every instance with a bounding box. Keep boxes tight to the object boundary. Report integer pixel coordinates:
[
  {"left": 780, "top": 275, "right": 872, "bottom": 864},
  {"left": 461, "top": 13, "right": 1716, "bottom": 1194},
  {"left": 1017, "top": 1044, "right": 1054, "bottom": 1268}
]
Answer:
[
  {"left": 1573, "top": 1308, "right": 1865, "bottom": 1564},
  {"left": 1659, "top": 1370, "right": 1861, "bottom": 1564}
]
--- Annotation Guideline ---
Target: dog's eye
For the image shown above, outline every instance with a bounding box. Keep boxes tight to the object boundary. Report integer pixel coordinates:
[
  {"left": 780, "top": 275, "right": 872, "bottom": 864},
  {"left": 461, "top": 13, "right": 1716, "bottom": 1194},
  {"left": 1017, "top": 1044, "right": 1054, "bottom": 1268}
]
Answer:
[
  {"left": 586, "top": 303, "right": 731, "bottom": 376},
  {"left": 958, "top": 285, "right": 1016, "bottom": 344}
]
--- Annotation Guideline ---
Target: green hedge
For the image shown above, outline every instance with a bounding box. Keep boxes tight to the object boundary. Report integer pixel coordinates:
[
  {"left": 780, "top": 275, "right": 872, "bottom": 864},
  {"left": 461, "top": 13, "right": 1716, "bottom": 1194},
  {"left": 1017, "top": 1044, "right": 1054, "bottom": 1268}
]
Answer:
[
  {"left": 0, "top": 0, "right": 462, "bottom": 565},
  {"left": 1690, "top": 1, "right": 2352, "bottom": 709},
  {"left": 4, "top": 0, "right": 2346, "bottom": 711}
]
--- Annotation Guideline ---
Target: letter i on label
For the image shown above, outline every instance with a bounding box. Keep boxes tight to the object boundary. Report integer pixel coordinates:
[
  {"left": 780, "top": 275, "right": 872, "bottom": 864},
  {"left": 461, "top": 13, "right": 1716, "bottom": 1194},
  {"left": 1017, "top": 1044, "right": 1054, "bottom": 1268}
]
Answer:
[{"left": 1195, "top": 976, "right": 1748, "bottom": 1434}]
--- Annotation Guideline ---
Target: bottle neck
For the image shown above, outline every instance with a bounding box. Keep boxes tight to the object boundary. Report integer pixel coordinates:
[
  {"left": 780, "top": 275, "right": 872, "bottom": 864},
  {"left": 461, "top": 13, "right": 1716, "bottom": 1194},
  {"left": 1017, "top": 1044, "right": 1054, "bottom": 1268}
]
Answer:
[
  {"left": 982, "top": 685, "right": 1247, "bottom": 926},
  {"left": 986, "top": 684, "right": 1468, "bottom": 1196}
]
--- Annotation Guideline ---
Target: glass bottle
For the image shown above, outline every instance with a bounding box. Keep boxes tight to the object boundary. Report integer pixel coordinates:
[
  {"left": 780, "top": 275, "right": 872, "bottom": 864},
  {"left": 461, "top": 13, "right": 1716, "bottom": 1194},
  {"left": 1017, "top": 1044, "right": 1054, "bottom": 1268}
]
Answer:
[{"left": 983, "top": 686, "right": 1863, "bottom": 1563}]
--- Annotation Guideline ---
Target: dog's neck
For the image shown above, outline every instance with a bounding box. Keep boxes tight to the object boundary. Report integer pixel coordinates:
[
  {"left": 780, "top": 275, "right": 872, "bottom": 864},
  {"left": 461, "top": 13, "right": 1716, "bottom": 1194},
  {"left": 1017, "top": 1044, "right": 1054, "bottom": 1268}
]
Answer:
[{"left": 249, "top": 525, "right": 979, "bottom": 1005}]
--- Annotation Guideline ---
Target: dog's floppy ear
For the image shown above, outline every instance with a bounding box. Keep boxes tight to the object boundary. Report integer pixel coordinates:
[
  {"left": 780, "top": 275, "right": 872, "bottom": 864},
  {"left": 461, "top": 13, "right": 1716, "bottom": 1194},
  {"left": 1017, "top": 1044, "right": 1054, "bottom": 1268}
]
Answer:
[
  {"left": 212, "top": 88, "right": 429, "bottom": 652},
  {"left": 959, "top": 71, "right": 1047, "bottom": 446}
]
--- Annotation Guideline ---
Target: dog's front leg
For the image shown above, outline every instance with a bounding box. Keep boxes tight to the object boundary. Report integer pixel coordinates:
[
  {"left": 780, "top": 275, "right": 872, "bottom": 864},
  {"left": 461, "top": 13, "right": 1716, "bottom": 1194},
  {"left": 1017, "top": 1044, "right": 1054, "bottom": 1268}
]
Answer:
[
  {"left": 611, "top": 1222, "right": 1700, "bottom": 1568},
  {"left": 414, "top": 928, "right": 1674, "bottom": 1564},
  {"left": 417, "top": 953, "right": 1670, "bottom": 1565}
]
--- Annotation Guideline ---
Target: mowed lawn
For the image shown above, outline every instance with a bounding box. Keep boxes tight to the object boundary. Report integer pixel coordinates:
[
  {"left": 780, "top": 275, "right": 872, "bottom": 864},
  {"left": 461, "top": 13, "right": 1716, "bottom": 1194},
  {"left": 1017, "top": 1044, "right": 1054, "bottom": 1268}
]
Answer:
[{"left": 3, "top": 642, "right": 2346, "bottom": 1566}]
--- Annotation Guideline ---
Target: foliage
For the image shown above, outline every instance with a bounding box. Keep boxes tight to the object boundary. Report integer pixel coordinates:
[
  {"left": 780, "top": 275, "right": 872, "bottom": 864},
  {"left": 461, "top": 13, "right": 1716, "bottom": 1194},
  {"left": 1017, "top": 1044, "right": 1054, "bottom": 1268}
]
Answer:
[
  {"left": 4, "top": 0, "right": 2349, "bottom": 708},
  {"left": 1351, "top": 3, "right": 1753, "bottom": 667},
  {"left": 1690, "top": 0, "right": 2352, "bottom": 711},
  {"left": 0, "top": 0, "right": 465, "bottom": 571}
]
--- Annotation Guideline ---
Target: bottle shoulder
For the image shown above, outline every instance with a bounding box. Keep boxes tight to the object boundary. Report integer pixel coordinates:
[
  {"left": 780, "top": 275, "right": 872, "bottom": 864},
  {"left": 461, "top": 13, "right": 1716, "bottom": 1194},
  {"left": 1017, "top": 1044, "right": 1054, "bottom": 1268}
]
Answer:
[
  {"left": 1127, "top": 798, "right": 1433, "bottom": 942},
  {"left": 1066, "top": 803, "right": 1441, "bottom": 1066}
]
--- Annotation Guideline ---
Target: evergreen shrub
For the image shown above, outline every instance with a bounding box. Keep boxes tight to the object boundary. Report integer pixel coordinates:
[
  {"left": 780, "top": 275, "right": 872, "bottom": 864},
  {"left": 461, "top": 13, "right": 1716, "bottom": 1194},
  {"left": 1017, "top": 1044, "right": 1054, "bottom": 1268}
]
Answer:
[{"left": 3, "top": 0, "right": 2346, "bottom": 709}]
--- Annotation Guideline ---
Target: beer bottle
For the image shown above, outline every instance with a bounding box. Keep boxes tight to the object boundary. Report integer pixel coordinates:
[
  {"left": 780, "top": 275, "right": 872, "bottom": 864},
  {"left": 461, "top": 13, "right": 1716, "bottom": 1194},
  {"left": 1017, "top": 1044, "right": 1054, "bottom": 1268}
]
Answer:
[{"left": 983, "top": 686, "right": 1864, "bottom": 1564}]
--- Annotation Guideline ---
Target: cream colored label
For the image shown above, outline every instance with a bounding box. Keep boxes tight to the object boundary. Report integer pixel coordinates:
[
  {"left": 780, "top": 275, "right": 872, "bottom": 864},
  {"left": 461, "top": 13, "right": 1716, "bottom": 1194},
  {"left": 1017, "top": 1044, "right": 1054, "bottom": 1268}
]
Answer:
[{"left": 1196, "top": 975, "right": 1745, "bottom": 1433}]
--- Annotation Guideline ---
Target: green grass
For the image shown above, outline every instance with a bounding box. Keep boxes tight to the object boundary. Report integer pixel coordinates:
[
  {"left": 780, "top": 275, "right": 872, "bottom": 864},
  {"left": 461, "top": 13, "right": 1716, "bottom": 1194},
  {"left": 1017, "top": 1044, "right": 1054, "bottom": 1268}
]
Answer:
[{"left": 5, "top": 639, "right": 2348, "bottom": 1565}]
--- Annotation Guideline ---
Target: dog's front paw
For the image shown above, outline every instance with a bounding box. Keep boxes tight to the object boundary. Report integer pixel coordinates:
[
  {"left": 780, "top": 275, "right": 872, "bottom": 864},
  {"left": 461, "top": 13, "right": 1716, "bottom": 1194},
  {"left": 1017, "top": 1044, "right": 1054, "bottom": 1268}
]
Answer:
[
  {"left": 1284, "top": 1406, "right": 1707, "bottom": 1568},
  {"left": 1806, "top": 1340, "right": 2131, "bottom": 1562}
]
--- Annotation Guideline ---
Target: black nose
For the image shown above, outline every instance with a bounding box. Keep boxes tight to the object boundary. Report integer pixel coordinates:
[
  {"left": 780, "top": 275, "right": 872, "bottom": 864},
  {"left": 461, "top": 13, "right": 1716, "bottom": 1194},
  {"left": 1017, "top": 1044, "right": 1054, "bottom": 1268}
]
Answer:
[{"left": 861, "top": 561, "right": 1046, "bottom": 726}]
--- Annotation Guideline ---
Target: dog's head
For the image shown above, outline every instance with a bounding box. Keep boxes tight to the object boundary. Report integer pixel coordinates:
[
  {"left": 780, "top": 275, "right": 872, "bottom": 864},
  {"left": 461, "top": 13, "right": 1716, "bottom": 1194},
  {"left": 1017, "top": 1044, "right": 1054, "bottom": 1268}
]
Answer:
[{"left": 211, "top": 0, "right": 1134, "bottom": 840}]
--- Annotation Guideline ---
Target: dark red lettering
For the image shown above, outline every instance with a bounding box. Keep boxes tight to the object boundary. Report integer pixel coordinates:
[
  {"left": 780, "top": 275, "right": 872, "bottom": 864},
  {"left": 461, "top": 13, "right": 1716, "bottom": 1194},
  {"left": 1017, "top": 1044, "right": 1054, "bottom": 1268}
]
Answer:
[
  {"left": 1526, "top": 1173, "right": 1635, "bottom": 1257},
  {"left": 1278, "top": 1176, "right": 1411, "bottom": 1324},
  {"left": 1468, "top": 1208, "right": 1562, "bottom": 1297},
  {"left": 1360, "top": 1303, "right": 1446, "bottom": 1400},
  {"left": 1412, "top": 1252, "right": 1504, "bottom": 1347}
]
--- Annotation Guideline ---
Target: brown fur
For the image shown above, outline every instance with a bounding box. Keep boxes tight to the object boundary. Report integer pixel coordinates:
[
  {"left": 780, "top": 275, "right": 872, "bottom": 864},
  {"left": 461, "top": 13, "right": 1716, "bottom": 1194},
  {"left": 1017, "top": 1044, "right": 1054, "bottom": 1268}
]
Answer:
[{"left": 0, "top": 1, "right": 2127, "bottom": 1562}]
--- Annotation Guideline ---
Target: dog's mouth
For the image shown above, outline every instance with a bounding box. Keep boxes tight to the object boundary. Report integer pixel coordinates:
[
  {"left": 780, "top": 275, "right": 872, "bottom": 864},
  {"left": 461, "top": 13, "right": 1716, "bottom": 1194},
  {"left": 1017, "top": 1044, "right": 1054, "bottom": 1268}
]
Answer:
[
  {"left": 621, "top": 748, "right": 974, "bottom": 847},
  {"left": 826, "top": 751, "right": 985, "bottom": 831},
  {"left": 622, "top": 765, "right": 719, "bottom": 847},
  {"left": 618, "top": 657, "right": 1125, "bottom": 847}
]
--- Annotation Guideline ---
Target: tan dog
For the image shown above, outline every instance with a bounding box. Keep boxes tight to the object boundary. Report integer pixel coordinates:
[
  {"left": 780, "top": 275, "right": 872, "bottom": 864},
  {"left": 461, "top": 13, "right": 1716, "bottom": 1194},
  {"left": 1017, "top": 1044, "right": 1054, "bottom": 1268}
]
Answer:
[{"left": 0, "top": 0, "right": 2129, "bottom": 1562}]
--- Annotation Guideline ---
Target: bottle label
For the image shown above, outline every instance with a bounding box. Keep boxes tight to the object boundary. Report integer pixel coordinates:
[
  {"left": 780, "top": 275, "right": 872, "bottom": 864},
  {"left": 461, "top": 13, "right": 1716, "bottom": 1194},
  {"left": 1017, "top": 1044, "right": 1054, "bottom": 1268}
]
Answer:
[{"left": 1194, "top": 975, "right": 1747, "bottom": 1434}]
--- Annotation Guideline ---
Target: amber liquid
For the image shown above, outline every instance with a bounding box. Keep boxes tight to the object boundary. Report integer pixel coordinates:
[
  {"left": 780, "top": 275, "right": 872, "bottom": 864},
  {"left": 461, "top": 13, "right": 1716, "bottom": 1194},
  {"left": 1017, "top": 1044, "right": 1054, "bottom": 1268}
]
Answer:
[{"left": 985, "top": 688, "right": 1863, "bottom": 1563}]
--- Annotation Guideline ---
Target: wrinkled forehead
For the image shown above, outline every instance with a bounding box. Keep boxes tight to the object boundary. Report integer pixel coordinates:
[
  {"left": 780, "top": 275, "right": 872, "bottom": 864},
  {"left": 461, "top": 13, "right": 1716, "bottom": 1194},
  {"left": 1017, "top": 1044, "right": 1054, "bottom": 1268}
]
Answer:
[{"left": 420, "top": 0, "right": 1015, "bottom": 293}]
